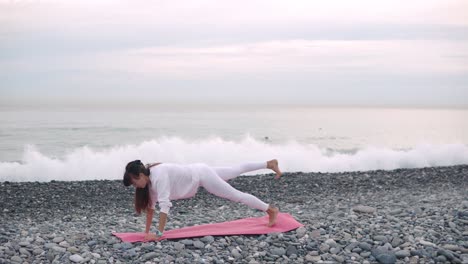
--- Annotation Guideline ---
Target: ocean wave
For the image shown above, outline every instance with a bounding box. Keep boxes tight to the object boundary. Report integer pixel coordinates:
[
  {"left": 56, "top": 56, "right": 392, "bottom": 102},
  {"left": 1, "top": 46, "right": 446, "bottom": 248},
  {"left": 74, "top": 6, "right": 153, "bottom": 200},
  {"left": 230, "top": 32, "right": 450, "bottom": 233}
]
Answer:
[{"left": 1, "top": 135, "right": 467, "bottom": 182}]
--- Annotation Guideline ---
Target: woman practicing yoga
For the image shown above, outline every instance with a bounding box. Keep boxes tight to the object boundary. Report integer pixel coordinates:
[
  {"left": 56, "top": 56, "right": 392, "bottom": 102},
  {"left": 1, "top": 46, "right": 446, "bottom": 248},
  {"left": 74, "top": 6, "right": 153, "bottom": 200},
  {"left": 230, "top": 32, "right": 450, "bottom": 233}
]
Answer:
[{"left": 123, "top": 159, "right": 282, "bottom": 241}]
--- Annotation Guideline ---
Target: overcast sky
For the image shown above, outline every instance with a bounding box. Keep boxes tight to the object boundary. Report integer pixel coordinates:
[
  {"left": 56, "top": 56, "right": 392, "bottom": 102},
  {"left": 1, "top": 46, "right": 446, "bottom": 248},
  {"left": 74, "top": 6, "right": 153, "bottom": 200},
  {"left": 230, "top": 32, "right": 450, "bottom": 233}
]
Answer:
[{"left": 1, "top": 0, "right": 467, "bottom": 107}]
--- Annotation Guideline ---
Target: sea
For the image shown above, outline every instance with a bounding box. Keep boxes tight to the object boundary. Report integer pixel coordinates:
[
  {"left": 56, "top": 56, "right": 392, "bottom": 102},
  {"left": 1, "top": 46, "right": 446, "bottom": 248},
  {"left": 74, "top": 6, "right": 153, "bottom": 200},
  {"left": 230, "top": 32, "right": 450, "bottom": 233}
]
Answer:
[{"left": 1, "top": 103, "right": 467, "bottom": 182}]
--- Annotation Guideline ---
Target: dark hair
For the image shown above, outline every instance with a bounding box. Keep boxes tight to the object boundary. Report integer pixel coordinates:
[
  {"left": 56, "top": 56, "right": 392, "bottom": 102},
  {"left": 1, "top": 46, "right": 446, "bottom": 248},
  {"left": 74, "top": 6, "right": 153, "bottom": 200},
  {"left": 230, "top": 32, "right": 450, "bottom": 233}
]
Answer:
[{"left": 123, "top": 160, "right": 152, "bottom": 214}]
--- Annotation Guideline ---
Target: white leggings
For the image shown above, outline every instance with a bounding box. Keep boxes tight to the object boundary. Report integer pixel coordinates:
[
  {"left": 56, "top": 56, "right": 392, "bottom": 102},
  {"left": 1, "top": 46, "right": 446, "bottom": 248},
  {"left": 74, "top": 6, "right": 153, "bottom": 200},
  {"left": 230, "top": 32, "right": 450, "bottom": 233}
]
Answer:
[{"left": 199, "top": 161, "right": 270, "bottom": 212}]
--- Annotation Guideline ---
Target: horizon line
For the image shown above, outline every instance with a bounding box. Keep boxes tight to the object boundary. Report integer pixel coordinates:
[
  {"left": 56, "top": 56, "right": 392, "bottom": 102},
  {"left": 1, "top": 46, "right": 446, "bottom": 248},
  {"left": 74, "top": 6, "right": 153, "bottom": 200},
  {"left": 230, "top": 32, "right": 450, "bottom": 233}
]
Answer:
[{"left": 0, "top": 99, "right": 467, "bottom": 110}]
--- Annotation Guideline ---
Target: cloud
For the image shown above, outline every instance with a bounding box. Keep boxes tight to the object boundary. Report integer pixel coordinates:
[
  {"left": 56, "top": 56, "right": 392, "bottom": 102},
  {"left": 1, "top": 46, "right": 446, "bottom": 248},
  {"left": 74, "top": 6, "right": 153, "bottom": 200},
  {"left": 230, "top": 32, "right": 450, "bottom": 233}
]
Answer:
[
  {"left": 1, "top": 0, "right": 468, "bottom": 30},
  {"left": 0, "top": 0, "right": 467, "bottom": 106},
  {"left": 4, "top": 39, "right": 464, "bottom": 78}
]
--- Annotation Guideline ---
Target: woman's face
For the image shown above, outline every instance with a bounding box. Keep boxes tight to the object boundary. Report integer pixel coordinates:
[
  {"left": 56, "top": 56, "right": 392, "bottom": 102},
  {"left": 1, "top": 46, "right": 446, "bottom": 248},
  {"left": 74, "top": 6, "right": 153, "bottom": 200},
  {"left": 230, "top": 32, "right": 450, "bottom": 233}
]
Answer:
[{"left": 131, "top": 173, "right": 147, "bottom": 188}]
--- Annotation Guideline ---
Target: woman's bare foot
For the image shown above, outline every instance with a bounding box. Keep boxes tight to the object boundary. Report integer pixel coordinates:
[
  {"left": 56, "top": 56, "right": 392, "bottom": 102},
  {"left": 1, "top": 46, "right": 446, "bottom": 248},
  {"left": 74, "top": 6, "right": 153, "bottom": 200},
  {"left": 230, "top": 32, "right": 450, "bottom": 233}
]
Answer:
[
  {"left": 266, "top": 205, "right": 279, "bottom": 227},
  {"left": 267, "top": 159, "right": 282, "bottom": 179}
]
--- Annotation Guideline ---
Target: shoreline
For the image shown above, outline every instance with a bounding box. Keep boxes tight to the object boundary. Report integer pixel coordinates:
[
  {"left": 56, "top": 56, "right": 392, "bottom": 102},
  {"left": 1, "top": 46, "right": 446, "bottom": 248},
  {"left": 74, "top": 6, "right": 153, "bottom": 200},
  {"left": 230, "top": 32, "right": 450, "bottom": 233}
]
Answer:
[
  {"left": 2, "top": 163, "right": 467, "bottom": 183},
  {"left": 1, "top": 164, "right": 467, "bottom": 263}
]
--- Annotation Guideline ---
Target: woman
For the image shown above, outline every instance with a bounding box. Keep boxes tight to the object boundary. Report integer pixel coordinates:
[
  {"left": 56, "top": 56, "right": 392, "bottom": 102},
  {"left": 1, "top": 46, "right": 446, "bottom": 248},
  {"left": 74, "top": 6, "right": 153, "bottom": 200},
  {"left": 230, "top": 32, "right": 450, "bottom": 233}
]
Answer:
[{"left": 123, "top": 159, "right": 282, "bottom": 241}]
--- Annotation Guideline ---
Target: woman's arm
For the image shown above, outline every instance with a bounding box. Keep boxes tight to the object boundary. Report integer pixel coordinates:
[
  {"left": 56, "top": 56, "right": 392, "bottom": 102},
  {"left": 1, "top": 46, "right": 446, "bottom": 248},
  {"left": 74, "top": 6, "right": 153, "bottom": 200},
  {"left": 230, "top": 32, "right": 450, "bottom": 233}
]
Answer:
[
  {"left": 143, "top": 210, "right": 167, "bottom": 241},
  {"left": 145, "top": 208, "right": 154, "bottom": 233},
  {"left": 145, "top": 209, "right": 166, "bottom": 234},
  {"left": 144, "top": 162, "right": 163, "bottom": 232},
  {"left": 158, "top": 212, "right": 168, "bottom": 233}
]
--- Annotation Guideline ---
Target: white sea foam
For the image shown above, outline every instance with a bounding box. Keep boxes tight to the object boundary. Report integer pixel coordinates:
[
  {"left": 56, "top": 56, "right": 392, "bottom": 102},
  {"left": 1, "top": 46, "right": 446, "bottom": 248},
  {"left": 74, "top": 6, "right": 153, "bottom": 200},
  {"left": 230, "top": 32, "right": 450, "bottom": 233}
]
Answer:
[{"left": 1, "top": 135, "right": 467, "bottom": 182}]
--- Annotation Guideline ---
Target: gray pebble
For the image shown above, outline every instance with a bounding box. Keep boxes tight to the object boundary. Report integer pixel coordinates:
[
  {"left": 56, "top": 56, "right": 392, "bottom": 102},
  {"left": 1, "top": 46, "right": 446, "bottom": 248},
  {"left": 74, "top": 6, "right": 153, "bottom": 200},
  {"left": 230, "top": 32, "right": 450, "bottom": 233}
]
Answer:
[
  {"left": 19, "top": 247, "right": 31, "bottom": 256},
  {"left": 174, "top": 242, "right": 185, "bottom": 250},
  {"left": 33, "top": 248, "right": 44, "bottom": 255},
  {"left": 373, "top": 235, "right": 388, "bottom": 242},
  {"left": 180, "top": 239, "right": 193, "bottom": 246},
  {"left": 231, "top": 248, "right": 242, "bottom": 258},
  {"left": 18, "top": 241, "right": 30, "bottom": 247},
  {"left": 345, "top": 242, "right": 359, "bottom": 251},
  {"left": 35, "top": 237, "right": 45, "bottom": 243},
  {"left": 359, "top": 242, "right": 372, "bottom": 251},
  {"left": 286, "top": 245, "right": 297, "bottom": 256},
  {"left": 200, "top": 236, "right": 214, "bottom": 243},
  {"left": 259, "top": 241, "right": 268, "bottom": 248},
  {"left": 10, "top": 256, "right": 23, "bottom": 263},
  {"left": 332, "top": 254, "right": 345, "bottom": 263},
  {"left": 69, "top": 254, "right": 84, "bottom": 263},
  {"left": 371, "top": 247, "right": 397, "bottom": 264},
  {"left": 121, "top": 242, "right": 133, "bottom": 250},
  {"left": 395, "top": 250, "right": 410, "bottom": 258},
  {"left": 193, "top": 240, "right": 205, "bottom": 249},
  {"left": 44, "top": 242, "right": 57, "bottom": 249},
  {"left": 59, "top": 241, "right": 70, "bottom": 247},
  {"left": 320, "top": 243, "right": 330, "bottom": 253},
  {"left": 142, "top": 252, "right": 158, "bottom": 261},
  {"left": 52, "top": 236, "right": 64, "bottom": 243},
  {"left": 391, "top": 237, "right": 402, "bottom": 247},
  {"left": 52, "top": 246, "right": 66, "bottom": 253},
  {"left": 67, "top": 246, "right": 79, "bottom": 253},
  {"left": 296, "top": 226, "right": 306, "bottom": 238},
  {"left": 270, "top": 247, "right": 286, "bottom": 256},
  {"left": 437, "top": 249, "right": 455, "bottom": 260},
  {"left": 353, "top": 205, "right": 377, "bottom": 213}
]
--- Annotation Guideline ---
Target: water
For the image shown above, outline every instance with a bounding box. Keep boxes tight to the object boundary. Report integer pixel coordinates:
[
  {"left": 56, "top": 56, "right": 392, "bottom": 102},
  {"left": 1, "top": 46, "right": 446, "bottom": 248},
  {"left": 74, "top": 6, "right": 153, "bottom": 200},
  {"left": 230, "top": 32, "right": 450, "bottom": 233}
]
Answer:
[{"left": 1, "top": 103, "right": 467, "bottom": 182}]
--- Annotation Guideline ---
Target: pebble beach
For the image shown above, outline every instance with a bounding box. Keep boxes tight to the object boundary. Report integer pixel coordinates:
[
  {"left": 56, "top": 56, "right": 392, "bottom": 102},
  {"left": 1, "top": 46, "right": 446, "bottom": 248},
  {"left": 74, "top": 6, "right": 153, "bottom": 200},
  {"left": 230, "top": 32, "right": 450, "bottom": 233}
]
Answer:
[{"left": 1, "top": 164, "right": 467, "bottom": 264}]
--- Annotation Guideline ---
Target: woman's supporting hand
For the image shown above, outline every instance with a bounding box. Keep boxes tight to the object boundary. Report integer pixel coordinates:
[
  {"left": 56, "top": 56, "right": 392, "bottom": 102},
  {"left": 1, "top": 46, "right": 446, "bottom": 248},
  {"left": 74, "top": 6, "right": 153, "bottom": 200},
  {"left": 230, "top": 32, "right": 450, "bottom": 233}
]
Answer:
[{"left": 142, "top": 209, "right": 167, "bottom": 242}]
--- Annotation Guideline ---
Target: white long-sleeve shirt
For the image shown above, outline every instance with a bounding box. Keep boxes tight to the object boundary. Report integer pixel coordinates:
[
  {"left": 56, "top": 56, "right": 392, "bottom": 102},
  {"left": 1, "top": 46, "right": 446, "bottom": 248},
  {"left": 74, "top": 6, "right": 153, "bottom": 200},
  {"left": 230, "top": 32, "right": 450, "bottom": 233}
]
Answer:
[{"left": 148, "top": 162, "right": 207, "bottom": 215}]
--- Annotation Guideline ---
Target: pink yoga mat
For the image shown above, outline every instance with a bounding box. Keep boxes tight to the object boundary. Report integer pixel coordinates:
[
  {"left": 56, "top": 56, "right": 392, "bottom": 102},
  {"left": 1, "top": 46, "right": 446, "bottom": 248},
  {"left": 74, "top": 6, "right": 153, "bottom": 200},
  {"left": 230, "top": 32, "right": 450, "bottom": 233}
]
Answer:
[{"left": 112, "top": 213, "right": 304, "bottom": 242}]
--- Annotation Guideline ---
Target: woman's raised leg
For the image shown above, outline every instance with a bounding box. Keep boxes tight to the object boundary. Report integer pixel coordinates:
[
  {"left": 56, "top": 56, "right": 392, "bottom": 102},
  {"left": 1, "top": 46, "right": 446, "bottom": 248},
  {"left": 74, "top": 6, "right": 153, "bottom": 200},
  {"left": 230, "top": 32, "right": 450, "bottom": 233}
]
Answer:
[
  {"left": 199, "top": 168, "right": 279, "bottom": 226},
  {"left": 211, "top": 159, "right": 282, "bottom": 181}
]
